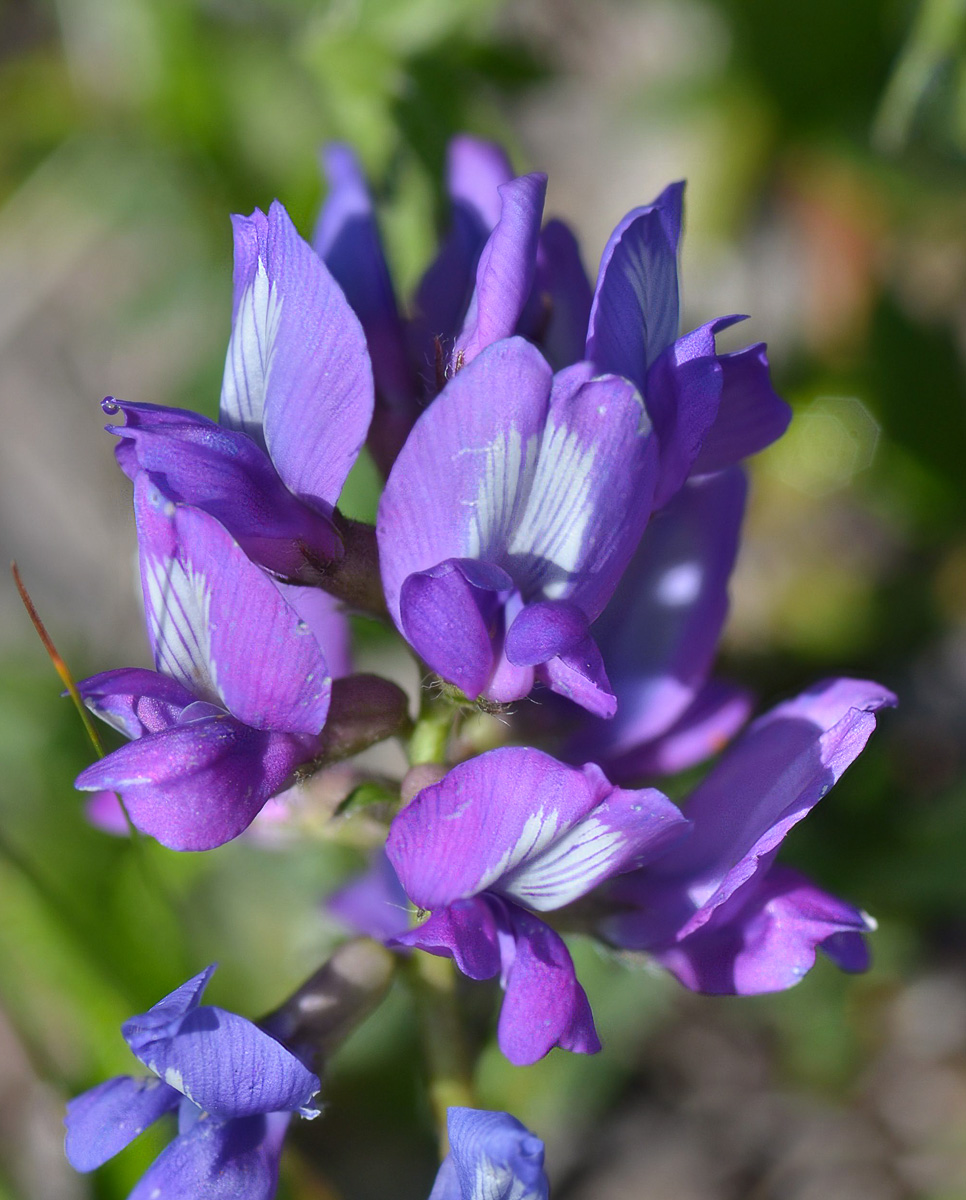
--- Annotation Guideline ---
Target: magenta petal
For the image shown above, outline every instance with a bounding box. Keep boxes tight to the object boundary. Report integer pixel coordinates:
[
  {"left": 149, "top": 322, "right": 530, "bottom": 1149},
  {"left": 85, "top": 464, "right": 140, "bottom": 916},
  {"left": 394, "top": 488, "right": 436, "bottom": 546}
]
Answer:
[
  {"left": 387, "top": 748, "right": 612, "bottom": 910},
  {"left": 497, "top": 903, "right": 600, "bottom": 1066},
  {"left": 104, "top": 399, "right": 341, "bottom": 574},
  {"left": 455, "top": 173, "right": 548, "bottom": 366},
  {"left": 75, "top": 715, "right": 317, "bottom": 851},
  {"left": 277, "top": 584, "right": 352, "bottom": 680},
  {"left": 585, "top": 182, "right": 684, "bottom": 390},
  {"left": 400, "top": 558, "right": 512, "bottom": 697},
  {"left": 691, "top": 342, "right": 792, "bottom": 475},
  {"left": 392, "top": 898, "right": 502, "bottom": 981},
  {"left": 538, "top": 635, "right": 617, "bottom": 718},
  {"left": 65, "top": 1075, "right": 180, "bottom": 1171},
  {"left": 221, "top": 202, "right": 373, "bottom": 507},
  {"left": 77, "top": 668, "right": 196, "bottom": 739},
  {"left": 128, "top": 1113, "right": 287, "bottom": 1200}
]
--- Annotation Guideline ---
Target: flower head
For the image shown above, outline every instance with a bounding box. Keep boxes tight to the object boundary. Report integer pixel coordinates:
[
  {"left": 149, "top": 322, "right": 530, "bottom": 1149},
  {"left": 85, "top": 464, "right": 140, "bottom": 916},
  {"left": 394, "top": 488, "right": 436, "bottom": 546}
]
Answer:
[
  {"left": 64, "top": 966, "right": 320, "bottom": 1199},
  {"left": 429, "top": 1108, "right": 549, "bottom": 1200}
]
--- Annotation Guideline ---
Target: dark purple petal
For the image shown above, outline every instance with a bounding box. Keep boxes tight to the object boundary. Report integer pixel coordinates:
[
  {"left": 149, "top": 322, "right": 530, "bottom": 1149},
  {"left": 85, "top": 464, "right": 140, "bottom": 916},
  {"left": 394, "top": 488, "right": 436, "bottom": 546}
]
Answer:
[
  {"left": 327, "top": 850, "right": 411, "bottom": 942},
  {"left": 505, "top": 599, "right": 589, "bottom": 666},
  {"left": 652, "top": 865, "right": 874, "bottom": 995},
  {"left": 221, "top": 201, "right": 373, "bottom": 506},
  {"left": 104, "top": 399, "right": 341, "bottom": 574},
  {"left": 455, "top": 173, "right": 548, "bottom": 366},
  {"left": 413, "top": 136, "right": 516, "bottom": 365},
  {"left": 75, "top": 714, "right": 319, "bottom": 851},
  {"left": 388, "top": 748, "right": 613, "bottom": 910},
  {"left": 573, "top": 469, "right": 748, "bottom": 762},
  {"left": 128, "top": 1112, "right": 289, "bottom": 1200},
  {"left": 604, "top": 679, "right": 754, "bottom": 782},
  {"left": 64, "top": 1075, "right": 180, "bottom": 1171},
  {"left": 378, "top": 337, "right": 554, "bottom": 626},
  {"left": 691, "top": 342, "right": 792, "bottom": 475},
  {"left": 585, "top": 182, "right": 684, "bottom": 391},
  {"left": 429, "top": 1108, "right": 548, "bottom": 1200},
  {"left": 400, "top": 558, "right": 512, "bottom": 698},
  {"left": 523, "top": 218, "right": 594, "bottom": 372},
  {"left": 496, "top": 903, "right": 600, "bottom": 1066},
  {"left": 134, "top": 477, "right": 331, "bottom": 734},
  {"left": 644, "top": 316, "right": 745, "bottom": 508},
  {"left": 391, "top": 898, "right": 502, "bottom": 981},
  {"left": 314, "top": 146, "right": 413, "bottom": 408},
  {"left": 84, "top": 790, "right": 130, "bottom": 835},
  {"left": 76, "top": 668, "right": 196, "bottom": 739}
]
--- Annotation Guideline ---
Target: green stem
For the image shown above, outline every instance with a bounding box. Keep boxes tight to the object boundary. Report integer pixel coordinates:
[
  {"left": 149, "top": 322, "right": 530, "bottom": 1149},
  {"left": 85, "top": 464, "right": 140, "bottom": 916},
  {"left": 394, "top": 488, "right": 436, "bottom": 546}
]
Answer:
[
  {"left": 408, "top": 696, "right": 456, "bottom": 767},
  {"left": 405, "top": 951, "right": 475, "bottom": 1155}
]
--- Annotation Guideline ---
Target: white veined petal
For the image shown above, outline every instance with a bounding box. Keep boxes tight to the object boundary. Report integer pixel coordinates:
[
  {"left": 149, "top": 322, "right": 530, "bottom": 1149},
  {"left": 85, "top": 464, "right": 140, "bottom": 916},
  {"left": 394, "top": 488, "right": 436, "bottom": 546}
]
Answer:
[
  {"left": 144, "top": 554, "right": 220, "bottom": 705},
  {"left": 471, "top": 1154, "right": 543, "bottom": 1200},
  {"left": 507, "top": 418, "right": 598, "bottom": 599},
  {"left": 472, "top": 807, "right": 565, "bottom": 897},
  {"left": 461, "top": 426, "right": 538, "bottom": 559},
  {"left": 220, "top": 259, "right": 284, "bottom": 439},
  {"left": 501, "top": 816, "right": 625, "bottom": 911}
]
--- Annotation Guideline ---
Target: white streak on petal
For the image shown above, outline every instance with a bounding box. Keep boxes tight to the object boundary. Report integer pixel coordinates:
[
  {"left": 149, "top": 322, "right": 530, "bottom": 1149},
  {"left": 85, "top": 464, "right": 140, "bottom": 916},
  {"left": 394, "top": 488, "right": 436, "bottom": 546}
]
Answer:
[
  {"left": 461, "top": 426, "right": 538, "bottom": 559},
  {"left": 655, "top": 561, "right": 703, "bottom": 606},
  {"left": 501, "top": 816, "right": 624, "bottom": 911},
  {"left": 145, "top": 554, "right": 220, "bottom": 705},
  {"left": 476, "top": 808, "right": 564, "bottom": 895},
  {"left": 220, "top": 259, "right": 283, "bottom": 441}
]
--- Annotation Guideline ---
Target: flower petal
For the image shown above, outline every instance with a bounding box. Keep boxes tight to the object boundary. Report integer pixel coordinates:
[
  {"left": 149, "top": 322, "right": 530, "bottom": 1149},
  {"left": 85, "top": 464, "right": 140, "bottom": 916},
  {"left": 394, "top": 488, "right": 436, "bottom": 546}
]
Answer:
[
  {"left": 429, "top": 1108, "right": 549, "bottom": 1200},
  {"left": 64, "top": 1075, "right": 180, "bottom": 1171},
  {"left": 134, "top": 476, "right": 331, "bottom": 733},
  {"left": 123, "top": 978, "right": 320, "bottom": 1119},
  {"left": 537, "top": 634, "right": 617, "bottom": 718},
  {"left": 76, "top": 668, "right": 196, "bottom": 739},
  {"left": 525, "top": 218, "right": 593, "bottom": 372},
  {"left": 388, "top": 748, "right": 617, "bottom": 910},
  {"left": 573, "top": 468, "right": 748, "bottom": 761},
  {"left": 585, "top": 182, "right": 684, "bottom": 391},
  {"left": 221, "top": 201, "right": 373, "bottom": 506},
  {"left": 455, "top": 173, "right": 548, "bottom": 366},
  {"left": 105, "top": 399, "right": 341, "bottom": 574},
  {"left": 75, "top": 714, "right": 318, "bottom": 850},
  {"left": 128, "top": 1112, "right": 289, "bottom": 1200},
  {"left": 500, "top": 762, "right": 688, "bottom": 911},
  {"left": 496, "top": 903, "right": 600, "bottom": 1065},
  {"left": 328, "top": 851, "right": 411, "bottom": 943},
  {"left": 378, "top": 337, "right": 553, "bottom": 627},
  {"left": 691, "top": 342, "right": 791, "bottom": 475},
  {"left": 400, "top": 558, "right": 512, "bottom": 698},
  {"left": 391, "top": 898, "right": 502, "bottom": 981},
  {"left": 504, "top": 599, "right": 589, "bottom": 666},
  {"left": 652, "top": 865, "right": 874, "bottom": 995}
]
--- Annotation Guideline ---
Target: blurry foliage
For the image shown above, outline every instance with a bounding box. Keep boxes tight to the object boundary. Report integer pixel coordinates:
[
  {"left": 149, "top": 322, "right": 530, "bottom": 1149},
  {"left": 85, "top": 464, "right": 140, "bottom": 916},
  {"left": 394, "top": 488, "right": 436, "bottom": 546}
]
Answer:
[{"left": 3, "top": 0, "right": 966, "bottom": 1196}]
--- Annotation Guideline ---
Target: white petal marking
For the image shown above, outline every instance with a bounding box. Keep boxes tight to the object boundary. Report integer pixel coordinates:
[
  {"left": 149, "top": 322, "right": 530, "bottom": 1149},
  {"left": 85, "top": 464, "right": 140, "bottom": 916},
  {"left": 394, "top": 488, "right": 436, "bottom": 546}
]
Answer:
[
  {"left": 145, "top": 554, "right": 220, "bottom": 704},
  {"left": 221, "top": 258, "right": 283, "bottom": 439},
  {"left": 501, "top": 816, "right": 625, "bottom": 911},
  {"left": 471, "top": 1154, "right": 541, "bottom": 1200}
]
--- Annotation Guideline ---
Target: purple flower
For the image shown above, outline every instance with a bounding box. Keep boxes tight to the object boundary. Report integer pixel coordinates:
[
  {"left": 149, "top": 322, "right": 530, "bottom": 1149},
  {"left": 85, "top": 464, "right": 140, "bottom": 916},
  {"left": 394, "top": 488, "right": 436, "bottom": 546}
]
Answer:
[
  {"left": 602, "top": 678, "right": 896, "bottom": 993},
  {"left": 377, "top": 337, "right": 659, "bottom": 716},
  {"left": 564, "top": 468, "right": 753, "bottom": 780},
  {"left": 585, "top": 182, "right": 791, "bottom": 508},
  {"left": 429, "top": 1108, "right": 549, "bottom": 1200},
  {"left": 104, "top": 199, "right": 374, "bottom": 581},
  {"left": 65, "top": 966, "right": 320, "bottom": 1200},
  {"left": 74, "top": 475, "right": 332, "bottom": 850},
  {"left": 386, "top": 747, "right": 688, "bottom": 1065}
]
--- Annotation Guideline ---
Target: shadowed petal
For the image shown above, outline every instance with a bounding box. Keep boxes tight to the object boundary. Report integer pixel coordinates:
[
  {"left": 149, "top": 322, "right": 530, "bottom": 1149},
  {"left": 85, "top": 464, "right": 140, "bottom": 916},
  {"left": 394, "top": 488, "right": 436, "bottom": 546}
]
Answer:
[
  {"left": 691, "top": 342, "right": 792, "bottom": 475},
  {"left": 392, "top": 898, "right": 502, "bottom": 981},
  {"left": 65, "top": 1075, "right": 180, "bottom": 1171},
  {"left": 221, "top": 201, "right": 373, "bottom": 506},
  {"left": 128, "top": 1112, "right": 288, "bottom": 1200},
  {"left": 585, "top": 182, "right": 684, "bottom": 391},
  {"left": 537, "top": 635, "right": 617, "bottom": 718},
  {"left": 76, "top": 668, "right": 196, "bottom": 739},
  {"left": 524, "top": 218, "right": 593, "bottom": 372}
]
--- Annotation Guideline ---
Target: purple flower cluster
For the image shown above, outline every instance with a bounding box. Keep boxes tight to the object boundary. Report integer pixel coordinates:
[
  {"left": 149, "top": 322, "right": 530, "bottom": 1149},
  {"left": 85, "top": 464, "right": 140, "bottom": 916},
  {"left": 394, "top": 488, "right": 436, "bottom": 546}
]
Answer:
[{"left": 66, "top": 134, "right": 895, "bottom": 1194}]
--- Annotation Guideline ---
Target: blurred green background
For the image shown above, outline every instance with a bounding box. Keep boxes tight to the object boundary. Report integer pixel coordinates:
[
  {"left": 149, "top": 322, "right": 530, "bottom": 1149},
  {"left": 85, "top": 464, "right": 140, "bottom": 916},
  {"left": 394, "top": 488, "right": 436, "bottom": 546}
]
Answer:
[{"left": 2, "top": 0, "right": 966, "bottom": 1196}]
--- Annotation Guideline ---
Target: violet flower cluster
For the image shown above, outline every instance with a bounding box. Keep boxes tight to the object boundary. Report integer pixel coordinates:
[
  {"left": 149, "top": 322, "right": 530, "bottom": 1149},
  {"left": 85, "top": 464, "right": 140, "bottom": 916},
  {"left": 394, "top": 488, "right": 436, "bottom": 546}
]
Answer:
[{"left": 65, "top": 134, "right": 895, "bottom": 1197}]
